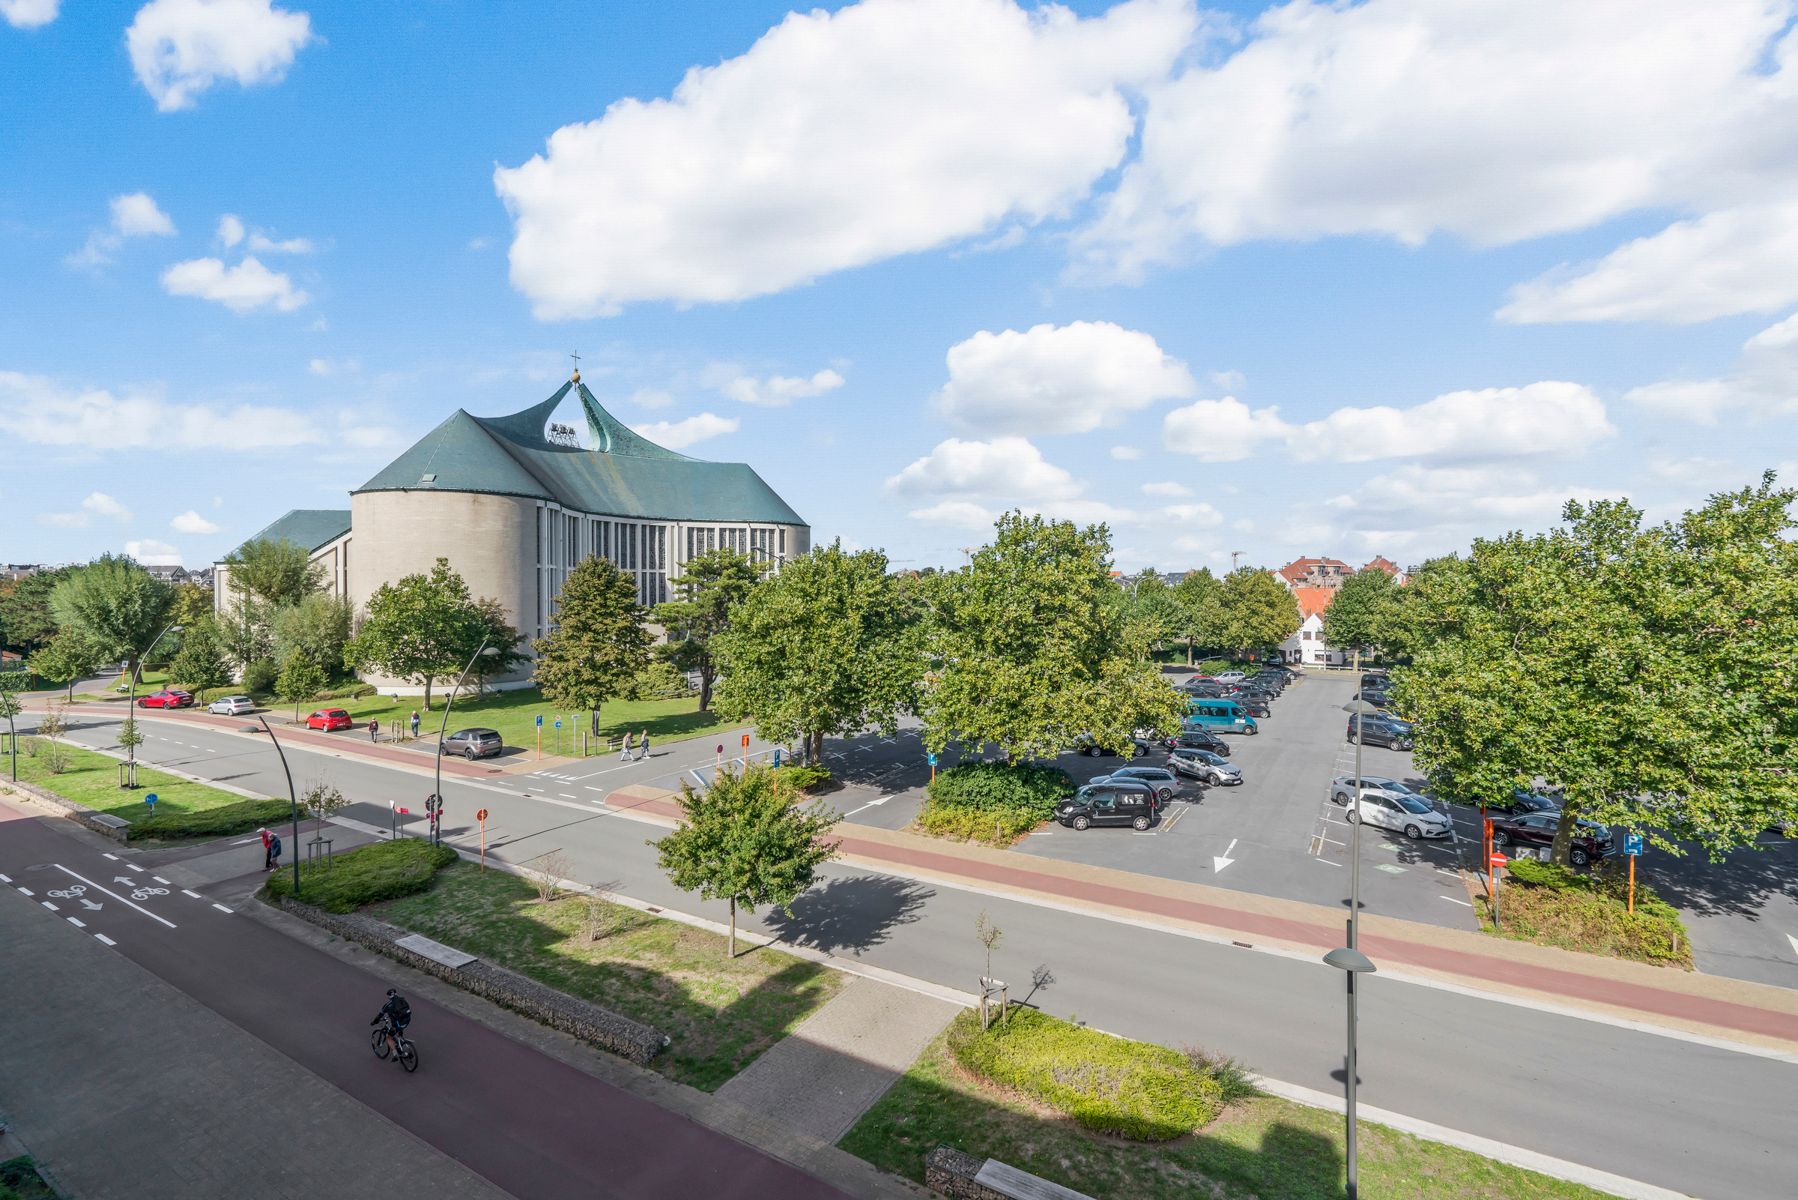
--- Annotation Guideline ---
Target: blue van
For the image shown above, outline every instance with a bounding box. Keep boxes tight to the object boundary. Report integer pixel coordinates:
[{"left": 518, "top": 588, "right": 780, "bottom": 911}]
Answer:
[{"left": 1186, "top": 698, "right": 1259, "bottom": 735}]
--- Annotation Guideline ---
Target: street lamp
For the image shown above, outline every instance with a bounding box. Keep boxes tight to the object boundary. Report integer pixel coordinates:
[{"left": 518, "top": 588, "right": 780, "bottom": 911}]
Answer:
[
  {"left": 242, "top": 717, "right": 300, "bottom": 896},
  {"left": 1324, "top": 944, "right": 1377, "bottom": 1199},
  {"left": 126, "top": 622, "right": 183, "bottom": 779},
  {"left": 434, "top": 640, "right": 499, "bottom": 828}
]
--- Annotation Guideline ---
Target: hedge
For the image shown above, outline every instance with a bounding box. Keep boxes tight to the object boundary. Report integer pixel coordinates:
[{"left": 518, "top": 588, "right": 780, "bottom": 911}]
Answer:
[
  {"left": 264, "top": 837, "right": 457, "bottom": 913},
  {"left": 1492, "top": 859, "right": 1691, "bottom": 967},
  {"left": 128, "top": 796, "right": 303, "bottom": 842},
  {"left": 916, "top": 762, "right": 1071, "bottom": 845},
  {"left": 773, "top": 762, "right": 834, "bottom": 793},
  {"left": 947, "top": 1007, "right": 1223, "bottom": 1141}
]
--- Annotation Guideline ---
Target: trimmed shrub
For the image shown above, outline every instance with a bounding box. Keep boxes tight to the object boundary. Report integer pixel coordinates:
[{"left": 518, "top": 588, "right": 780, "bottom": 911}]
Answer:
[
  {"left": 947, "top": 1008, "right": 1223, "bottom": 1141},
  {"left": 241, "top": 658, "right": 278, "bottom": 695},
  {"left": 916, "top": 762, "right": 1071, "bottom": 845},
  {"left": 631, "top": 660, "right": 695, "bottom": 701},
  {"left": 773, "top": 762, "right": 834, "bottom": 793},
  {"left": 265, "top": 837, "right": 457, "bottom": 913},
  {"left": 1490, "top": 858, "right": 1691, "bottom": 967},
  {"left": 129, "top": 797, "right": 301, "bottom": 842}
]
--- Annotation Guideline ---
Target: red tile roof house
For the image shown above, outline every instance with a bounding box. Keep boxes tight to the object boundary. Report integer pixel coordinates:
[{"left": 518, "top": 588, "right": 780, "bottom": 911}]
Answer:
[
  {"left": 1276, "top": 556, "right": 1354, "bottom": 590},
  {"left": 1278, "top": 586, "right": 1348, "bottom": 666}
]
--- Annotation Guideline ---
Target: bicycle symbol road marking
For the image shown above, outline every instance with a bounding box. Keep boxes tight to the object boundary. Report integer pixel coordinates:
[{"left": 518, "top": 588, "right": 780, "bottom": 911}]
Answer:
[
  {"left": 130, "top": 887, "right": 170, "bottom": 901},
  {"left": 47, "top": 886, "right": 87, "bottom": 899}
]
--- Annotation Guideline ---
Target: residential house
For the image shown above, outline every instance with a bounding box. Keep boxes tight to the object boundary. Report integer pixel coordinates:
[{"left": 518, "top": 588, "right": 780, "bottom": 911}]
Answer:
[{"left": 1278, "top": 587, "right": 1349, "bottom": 666}]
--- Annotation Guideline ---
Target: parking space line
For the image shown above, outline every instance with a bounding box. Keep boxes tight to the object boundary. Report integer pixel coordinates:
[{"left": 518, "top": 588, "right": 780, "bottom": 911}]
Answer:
[
  {"left": 1313, "top": 857, "right": 1343, "bottom": 867},
  {"left": 1441, "top": 896, "right": 1474, "bottom": 907}
]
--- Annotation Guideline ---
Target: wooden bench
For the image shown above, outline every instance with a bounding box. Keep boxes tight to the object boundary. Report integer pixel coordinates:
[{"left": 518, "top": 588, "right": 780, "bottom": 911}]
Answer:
[{"left": 924, "top": 1147, "right": 1093, "bottom": 1200}]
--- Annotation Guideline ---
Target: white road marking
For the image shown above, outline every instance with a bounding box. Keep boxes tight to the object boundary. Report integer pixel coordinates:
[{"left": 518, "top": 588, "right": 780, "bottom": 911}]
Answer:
[
  {"left": 559, "top": 793, "right": 577, "bottom": 800},
  {"left": 1788, "top": 933, "right": 1798, "bottom": 961},
  {"left": 102, "top": 852, "right": 120, "bottom": 861},
  {"left": 1213, "top": 838, "right": 1239, "bottom": 873},
  {"left": 94, "top": 933, "right": 117, "bottom": 946},
  {"left": 231, "top": 837, "right": 258, "bottom": 845},
  {"left": 153, "top": 875, "right": 171, "bottom": 885},
  {"left": 1312, "top": 857, "right": 1343, "bottom": 867},
  {"left": 17, "top": 888, "right": 33, "bottom": 897},
  {"left": 52, "top": 865, "right": 176, "bottom": 929},
  {"left": 0, "top": 873, "right": 10, "bottom": 883},
  {"left": 126, "top": 863, "right": 147, "bottom": 872},
  {"left": 844, "top": 797, "right": 892, "bottom": 818},
  {"left": 1441, "top": 896, "right": 1474, "bottom": 908},
  {"left": 182, "top": 889, "right": 203, "bottom": 899},
  {"left": 211, "top": 903, "right": 233, "bottom": 914},
  {"left": 41, "top": 901, "right": 58, "bottom": 912},
  {"left": 67, "top": 917, "right": 85, "bottom": 928}
]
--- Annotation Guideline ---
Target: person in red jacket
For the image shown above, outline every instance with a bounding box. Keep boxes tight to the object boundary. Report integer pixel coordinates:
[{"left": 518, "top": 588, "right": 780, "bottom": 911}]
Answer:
[{"left": 259, "top": 827, "right": 273, "bottom": 870}]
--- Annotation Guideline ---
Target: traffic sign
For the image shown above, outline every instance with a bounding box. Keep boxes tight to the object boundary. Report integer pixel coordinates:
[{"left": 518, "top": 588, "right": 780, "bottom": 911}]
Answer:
[
  {"left": 554, "top": 718, "right": 562, "bottom": 730},
  {"left": 741, "top": 732, "right": 751, "bottom": 751},
  {"left": 397, "top": 807, "right": 409, "bottom": 815},
  {"left": 536, "top": 714, "right": 543, "bottom": 728},
  {"left": 927, "top": 752, "right": 938, "bottom": 766},
  {"left": 1625, "top": 833, "right": 1643, "bottom": 857},
  {"left": 476, "top": 808, "right": 488, "bottom": 822},
  {"left": 1489, "top": 852, "right": 1508, "bottom": 868},
  {"left": 144, "top": 792, "right": 158, "bottom": 808}
]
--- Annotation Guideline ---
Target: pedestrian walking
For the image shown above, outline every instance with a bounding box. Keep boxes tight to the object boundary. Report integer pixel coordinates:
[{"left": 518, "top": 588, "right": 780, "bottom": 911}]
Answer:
[
  {"left": 369, "top": 718, "right": 380, "bottom": 744},
  {"left": 636, "top": 730, "right": 650, "bottom": 761},
  {"left": 409, "top": 710, "right": 421, "bottom": 740},
  {"left": 268, "top": 831, "right": 283, "bottom": 872},
  {"left": 259, "top": 827, "right": 273, "bottom": 870},
  {"left": 619, "top": 731, "right": 634, "bottom": 761}
]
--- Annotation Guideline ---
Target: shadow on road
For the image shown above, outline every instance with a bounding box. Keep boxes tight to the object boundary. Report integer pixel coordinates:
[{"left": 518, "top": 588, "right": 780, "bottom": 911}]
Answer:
[
  {"left": 1637, "top": 835, "right": 1798, "bottom": 919},
  {"left": 763, "top": 874, "right": 933, "bottom": 957}
]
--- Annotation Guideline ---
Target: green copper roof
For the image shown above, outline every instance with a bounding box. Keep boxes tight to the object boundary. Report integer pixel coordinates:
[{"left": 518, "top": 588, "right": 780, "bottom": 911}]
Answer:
[
  {"left": 241, "top": 509, "right": 351, "bottom": 554},
  {"left": 354, "top": 382, "right": 805, "bottom": 526}
]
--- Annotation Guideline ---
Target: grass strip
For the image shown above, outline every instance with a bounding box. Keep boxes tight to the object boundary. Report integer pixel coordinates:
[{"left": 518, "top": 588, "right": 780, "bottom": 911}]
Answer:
[
  {"left": 376, "top": 862, "right": 842, "bottom": 1091},
  {"left": 1, "top": 739, "right": 273, "bottom": 837},
  {"left": 264, "top": 837, "right": 456, "bottom": 912}
]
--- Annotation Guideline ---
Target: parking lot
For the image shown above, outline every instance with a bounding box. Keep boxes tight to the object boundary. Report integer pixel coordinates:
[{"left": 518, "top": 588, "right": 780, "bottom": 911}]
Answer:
[{"left": 817, "top": 669, "right": 1481, "bottom": 931}]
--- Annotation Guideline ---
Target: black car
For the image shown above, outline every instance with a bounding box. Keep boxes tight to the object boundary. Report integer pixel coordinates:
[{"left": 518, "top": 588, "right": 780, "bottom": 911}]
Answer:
[
  {"left": 1162, "top": 728, "right": 1229, "bottom": 756},
  {"left": 1346, "top": 713, "right": 1412, "bottom": 750},
  {"left": 1490, "top": 810, "right": 1614, "bottom": 866},
  {"left": 1238, "top": 695, "right": 1272, "bottom": 718},
  {"left": 1075, "top": 734, "right": 1153, "bottom": 757},
  {"left": 1482, "top": 789, "right": 1561, "bottom": 816},
  {"left": 1360, "top": 671, "right": 1389, "bottom": 689},
  {"left": 443, "top": 727, "right": 504, "bottom": 760},
  {"left": 1054, "top": 780, "right": 1160, "bottom": 831}
]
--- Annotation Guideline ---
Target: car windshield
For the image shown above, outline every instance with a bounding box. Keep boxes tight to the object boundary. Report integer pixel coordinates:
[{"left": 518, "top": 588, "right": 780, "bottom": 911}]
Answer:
[
  {"left": 1395, "top": 796, "right": 1433, "bottom": 814},
  {"left": 1376, "top": 780, "right": 1413, "bottom": 794}
]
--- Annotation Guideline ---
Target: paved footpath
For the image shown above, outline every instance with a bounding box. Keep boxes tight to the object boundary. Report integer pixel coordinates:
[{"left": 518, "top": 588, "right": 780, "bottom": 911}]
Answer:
[
  {"left": 717, "top": 975, "right": 960, "bottom": 1143},
  {"left": 0, "top": 799, "right": 855, "bottom": 1200}
]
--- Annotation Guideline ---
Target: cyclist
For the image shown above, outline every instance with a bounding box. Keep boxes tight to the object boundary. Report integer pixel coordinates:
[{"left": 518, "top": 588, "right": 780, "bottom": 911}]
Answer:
[{"left": 370, "top": 988, "right": 412, "bottom": 1059}]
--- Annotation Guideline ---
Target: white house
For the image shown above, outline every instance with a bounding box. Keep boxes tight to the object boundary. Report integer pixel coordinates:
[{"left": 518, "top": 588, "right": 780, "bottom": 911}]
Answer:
[{"left": 1278, "top": 587, "right": 1348, "bottom": 666}]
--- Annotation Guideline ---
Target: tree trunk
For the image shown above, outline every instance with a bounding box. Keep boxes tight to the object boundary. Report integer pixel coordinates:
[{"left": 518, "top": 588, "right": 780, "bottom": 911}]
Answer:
[
  {"left": 590, "top": 707, "right": 601, "bottom": 738},
  {"left": 1186, "top": 638, "right": 1194, "bottom": 666},
  {"left": 698, "top": 665, "right": 714, "bottom": 712},
  {"left": 810, "top": 729, "right": 824, "bottom": 765},
  {"left": 728, "top": 896, "right": 737, "bottom": 958},
  {"left": 1549, "top": 809, "right": 1577, "bottom": 866},
  {"left": 422, "top": 675, "right": 433, "bottom": 711}
]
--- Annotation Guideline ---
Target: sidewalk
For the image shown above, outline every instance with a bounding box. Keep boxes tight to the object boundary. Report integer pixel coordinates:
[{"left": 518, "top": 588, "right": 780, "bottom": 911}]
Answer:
[
  {"left": 717, "top": 975, "right": 959, "bottom": 1143},
  {"left": 607, "top": 785, "right": 1798, "bottom": 1054}
]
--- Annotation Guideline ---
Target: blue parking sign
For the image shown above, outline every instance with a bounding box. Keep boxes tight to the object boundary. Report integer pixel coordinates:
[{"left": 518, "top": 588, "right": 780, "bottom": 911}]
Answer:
[
  {"left": 554, "top": 718, "right": 562, "bottom": 730},
  {"left": 927, "top": 752, "right": 938, "bottom": 767},
  {"left": 536, "top": 714, "right": 543, "bottom": 728},
  {"left": 145, "top": 792, "right": 158, "bottom": 808},
  {"left": 1625, "top": 833, "right": 1643, "bottom": 857}
]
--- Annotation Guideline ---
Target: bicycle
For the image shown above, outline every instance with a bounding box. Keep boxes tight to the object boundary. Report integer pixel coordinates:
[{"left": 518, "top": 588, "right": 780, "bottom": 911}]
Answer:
[{"left": 370, "top": 1015, "right": 418, "bottom": 1073}]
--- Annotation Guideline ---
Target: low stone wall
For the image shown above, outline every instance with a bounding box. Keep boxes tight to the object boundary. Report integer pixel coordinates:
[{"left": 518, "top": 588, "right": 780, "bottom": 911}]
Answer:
[
  {"left": 0, "top": 777, "right": 130, "bottom": 843},
  {"left": 272, "top": 896, "right": 669, "bottom": 1066}
]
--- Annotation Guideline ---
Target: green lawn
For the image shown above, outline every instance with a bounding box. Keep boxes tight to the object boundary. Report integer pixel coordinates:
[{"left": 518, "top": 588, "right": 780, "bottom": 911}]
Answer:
[
  {"left": 0, "top": 738, "right": 265, "bottom": 825},
  {"left": 0, "top": 1157, "right": 59, "bottom": 1200},
  {"left": 377, "top": 862, "right": 842, "bottom": 1090},
  {"left": 265, "top": 838, "right": 457, "bottom": 912},
  {"left": 841, "top": 1026, "right": 1613, "bottom": 1200},
  {"left": 70, "top": 668, "right": 173, "bottom": 703},
  {"left": 258, "top": 686, "right": 734, "bottom": 757}
]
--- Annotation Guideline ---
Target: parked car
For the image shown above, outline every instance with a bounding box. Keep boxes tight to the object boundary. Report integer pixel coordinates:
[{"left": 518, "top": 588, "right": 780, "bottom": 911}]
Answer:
[
  {"left": 1162, "top": 727, "right": 1229, "bottom": 756},
  {"left": 1482, "top": 789, "right": 1561, "bottom": 816},
  {"left": 443, "top": 727, "right": 504, "bottom": 760},
  {"left": 1095, "top": 766, "right": 1181, "bottom": 802},
  {"left": 1346, "top": 713, "right": 1413, "bottom": 750},
  {"left": 1329, "top": 775, "right": 1426, "bottom": 806},
  {"left": 1360, "top": 671, "right": 1389, "bottom": 689},
  {"left": 1490, "top": 810, "right": 1614, "bottom": 866},
  {"left": 207, "top": 695, "right": 256, "bottom": 716},
  {"left": 1075, "top": 733, "right": 1154, "bottom": 757},
  {"left": 1345, "top": 791, "right": 1452, "bottom": 840},
  {"left": 1169, "top": 748, "right": 1242, "bottom": 786},
  {"left": 136, "top": 689, "right": 193, "bottom": 709},
  {"left": 1238, "top": 694, "right": 1272, "bottom": 718},
  {"left": 1054, "top": 780, "right": 1161, "bottom": 830},
  {"left": 1186, "top": 698, "right": 1259, "bottom": 735},
  {"left": 305, "top": 708, "right": 354, "bottom": 731},
  {"left": 1212, "top": 671, "right": 1247, "bottom": 683},
  {"left": 1352, "top": 689, "right": 1394, "bottom": 708}
]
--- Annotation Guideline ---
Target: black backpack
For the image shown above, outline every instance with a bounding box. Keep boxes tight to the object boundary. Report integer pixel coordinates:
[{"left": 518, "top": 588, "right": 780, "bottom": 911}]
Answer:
[{"left": 391, "top": 996, "right": 411, "bottom": 1028}]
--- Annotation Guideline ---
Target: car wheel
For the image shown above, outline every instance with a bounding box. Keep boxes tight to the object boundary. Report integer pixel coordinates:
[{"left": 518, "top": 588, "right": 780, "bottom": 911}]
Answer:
[
  {"left": 1398, "top": 739, "right": 1413, "bottom": 751},
  {"left": 1132, "top": 815, "right": 1151, "bottom": 831},
  {"left": 1347, "top": 730, "right": 1358, "bottom": 745},
  {"left": 1570, "top": 847, "right": 1590, "bottom": 867},
  {"left": 1493, "top": 829, "right": 1511, "bottom": 847},
  {"left": 464, "top": 748, "right": 476, "bottom": 761},
  {"left": 1345, "top": 807, "right": 1360, "bottom": 824},
  {"left": 1245, "top": 726, "right": 1258, "bottom": 736},
  {"left": 1404, "top": 823, "right": 1422, "bottom": 840},
  {"left": 1072, "top": 815, "right": 1091, "bottom": 831}
]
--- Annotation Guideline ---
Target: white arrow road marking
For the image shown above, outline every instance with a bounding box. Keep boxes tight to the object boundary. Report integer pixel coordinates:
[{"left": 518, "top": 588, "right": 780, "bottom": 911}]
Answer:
[
  {"left": 1213, "top": 838, "right": 1239, "bottom": 873},
  {"left": 53, "top": 866, "right": 175, "bottom": 929},
  {"left": 1788, "top": 933, "right": 1798, "bottom": 961},
  {"left": 113, "top": 876, "right": 138, "bottom": 887},
  {"left": 844, "top": 797, "right": 892, "bottom": 818},
  {"left": 80, "top": 898, "right": 102, "bottom": 911}
]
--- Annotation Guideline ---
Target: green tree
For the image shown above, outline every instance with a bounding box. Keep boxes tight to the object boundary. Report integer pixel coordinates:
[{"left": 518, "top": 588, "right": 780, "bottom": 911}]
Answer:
[
  {"left": 223, "top": 538, "right": 323, "bottom": 609},
  {"left": 219, "top": 594, "right": 273, "bottom": 670},
  {"left": 167, "top": 617, "right": 233, "bottom": 702},
  {"left": 652, "top": 547, "right": 764, "bottom": 711},
  {"left": 29, "top": 631, "right": 100, "bottom": 702},
  {"left": 272, "top": 593, "right": 354, "bottom": 678},
  {"left": 923, "top": 512, "right": 1184, "bottom": 762},
  {"left": 0, "top": 664, "right": 23, "bottom": 780},
  {"left": 1322, "top": 567, "right": 1404, "bottom": 659},
  {"left": 653, "top": 763, "right": 840, "bottom": 957},
  {"left": 1170, "top": 568, "right": 1226, "bottom": 664},
  {"left": 1217, "top": 567, "right": 1300, "bottom": 659},
  {"left": 1125, "top": 569, "right": 1182, "bottom": 656},
  {"left": 468, "top": 597, "right": 530, "bottom": 695},
  {"left": 49, "top": 555, "right": 175, "bottom": 681},
  {"left": 532, "top": 558, "right": 651, "bottom": 737},
  {"left": 712, "top": 541, "right": 926, "bottom": 763},
  {"left": 344, "top": 558, "right": 484, "bottom": 710},
  {"left": 1396, "top": 475, "right": 1798, "bottom": 864},
  {"left": 170, "top": 582, "right": 214, "bottom": 630},
  {"left": 0, "top": 567, "right": 71, "bottom": 656},
  {"left": 276, "top": 649, "right": 328, "bottom": 721}
]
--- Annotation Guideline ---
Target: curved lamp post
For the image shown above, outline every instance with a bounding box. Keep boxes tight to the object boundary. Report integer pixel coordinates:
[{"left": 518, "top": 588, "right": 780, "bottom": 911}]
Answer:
[
  {"left": 434, "top": 640, "right": 498, "bottom": 821},
  {"left": 241, "top": 717, "right": 299, "bottom": 896},
  {"left": 1324, "top": 945, "right": 1377, "bottom": 1198},
  {"left": 126, "top": 622, "right": 183, "bottom": 778}
]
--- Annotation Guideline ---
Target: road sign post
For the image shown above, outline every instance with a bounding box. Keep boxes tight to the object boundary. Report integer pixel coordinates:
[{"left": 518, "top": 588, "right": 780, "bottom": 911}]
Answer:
[
  {"left": 741, "top": 732, "right": 750, "bottom": 759},
  {"left": 145, "top": 791, "right": 157, "bottom": 811},
  {"left": 396, "top": 806, "right": 410, "bottom": 839},
  {"left": 476, "top": 808, "right": 489, "bottom": 871},
  {"left": 1625, "top": 833, "right": 1643, "bottom": 913},
  {"left": 536, "top": 713, "right": 543, "bottom": 760},
  {"left": 928, "top": 751, "right": 938, "bottom": 783},
  {"left": 1489, "top": 852, "right": 1507, "bottom": 928}
]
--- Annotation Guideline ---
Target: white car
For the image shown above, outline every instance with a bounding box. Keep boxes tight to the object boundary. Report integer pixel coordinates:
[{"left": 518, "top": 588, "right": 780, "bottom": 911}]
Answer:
[
  {"left": 1337, "top": 786, "right": 1452, "bottom": 840},
  {"left": 1213, "top": 671, "right": 1247, "bottom": 683},
  {"left": 208, "top": 695, "right": 256, "bottom": 715},
  {"left": 1330, "top": 775, "right": 1418, "bottom": 806}
]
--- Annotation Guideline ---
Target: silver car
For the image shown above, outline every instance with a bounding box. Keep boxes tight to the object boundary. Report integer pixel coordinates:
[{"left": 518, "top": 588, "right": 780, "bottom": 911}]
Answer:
[
  {"left": 1094, "top": 766, "right": 1181, "bottom": 802},
  {"left": 1330, "top": 775, "right": 1419, "bottom": 806},
  {"left": 208, "top": 695, "right": 256, "bottom": 715},
  {"left": 1169, "top": 748, "right": 1242, "bottom": 786}
]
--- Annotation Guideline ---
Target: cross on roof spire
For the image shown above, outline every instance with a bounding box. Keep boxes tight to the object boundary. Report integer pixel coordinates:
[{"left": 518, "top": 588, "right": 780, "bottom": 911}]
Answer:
[{"left": 570, "top": 350, "right": 581, "bottom": 384}]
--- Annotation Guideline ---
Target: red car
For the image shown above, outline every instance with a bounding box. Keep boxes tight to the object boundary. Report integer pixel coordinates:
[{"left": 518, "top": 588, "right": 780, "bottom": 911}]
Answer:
[
  {"left": 305, "top": 708, "right": 354, "bottom": 731},
  {"left": 137, "top": 689, "right": 193, "bottom": 709}
]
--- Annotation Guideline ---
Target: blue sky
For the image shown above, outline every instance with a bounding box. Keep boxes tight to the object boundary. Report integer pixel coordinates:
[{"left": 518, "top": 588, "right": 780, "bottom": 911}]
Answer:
[{"left": 3, "top": 0, "right": 1794, "bottom": 574}]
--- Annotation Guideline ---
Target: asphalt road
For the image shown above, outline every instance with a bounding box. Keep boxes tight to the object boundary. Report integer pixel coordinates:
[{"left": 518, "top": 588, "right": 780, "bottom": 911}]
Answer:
[
  {"left": 33, "top": 705, "right": 1798, "bottom": 1198},
  {"left": 0, "top": 804, "right": 851, "bottom": 1200}
]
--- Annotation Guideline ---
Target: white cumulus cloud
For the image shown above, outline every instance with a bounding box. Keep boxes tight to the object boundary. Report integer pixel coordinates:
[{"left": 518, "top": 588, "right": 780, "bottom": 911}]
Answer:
[
  {"left": 171, "top": 509, "right": 220, "bottom": 534},
  {"left": 161, "top": 255, "right": 308, "bottom": 312},
  {"left": 83, "top": 491, "right": 132, "bottom": 520},
  {"left": 247, "top": 230, "right": 314, "bottom": 254},
  {"left": 1, "top": 1, "right": 59, "bottom": 29},
  {"left": 1624, "top": 312, "right": 1798, "bottom": 423},
  {"left": 1141, "top": 480, "right": 1191, "bottom": 497},
  {"left": 68, "top": 192, "right": 177, "bottom": 266},
  {"left": 494, "top": 0, "right": 1196, "bottom": 317},
  {"left": 630, "top": 412, "right": 738, "bottom": 450},
  {"left": 1161, "top": 395, "right": 1290, "bottom": 462},
  {"left": 217, "top": 213, "right": 245, "bottom": 246},
  {"left": 128, "top": 0, "right": 316, "bottom": 112},
  {"left": 935, "top": 320, "right": 1197, "bottom": 435},
  {"left": 886, "top": 436, "right": 1078, "bottom": 501},
  {"left": 719, "top": 367, "right": 845, "bottom": 407},
  {"left": 38, "top": 510, "right": 89, "bottom": 528},
  {"left": 125, "top": 539, "right": 182, "bottom": 565},
  {"left": 1110, "top": 446, "right": 1143, "bottom": 461}
]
